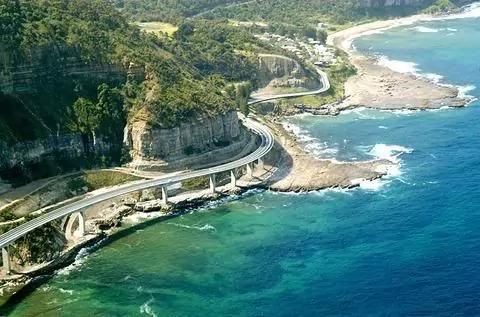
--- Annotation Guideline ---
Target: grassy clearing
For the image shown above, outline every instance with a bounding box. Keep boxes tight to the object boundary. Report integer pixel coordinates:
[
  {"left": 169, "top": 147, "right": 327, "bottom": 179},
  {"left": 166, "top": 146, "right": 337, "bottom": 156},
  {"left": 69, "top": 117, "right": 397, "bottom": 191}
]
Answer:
[
  {"left": 181, "top": 171, "right": 231, "bottom": 191},
  {"left": 287, "top": 55, "right": 356, "bottom": 108},
  {"left": 67, "top": 170, "right": 142, "bottom": 192},
  {"left": 0, "top": 171, "right": 142, "bottom": 219},
  {"left": 136, "top": 22, "right": 178, "bottom": 36}
]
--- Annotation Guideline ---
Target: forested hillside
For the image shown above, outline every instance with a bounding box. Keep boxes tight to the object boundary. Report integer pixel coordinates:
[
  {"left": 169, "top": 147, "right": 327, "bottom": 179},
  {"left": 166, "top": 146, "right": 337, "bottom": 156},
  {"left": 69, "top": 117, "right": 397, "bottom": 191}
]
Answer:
[
  {"left": 0, "top": 0, "right": 272, "bottom": 184},
  {"left": 117, "top": 0, "right": 475, "bottom": 25},
  {"left": 0, "top": 0, "right": 246, "bottom": 145},
  {"left": 115, "top": 0, "right": 251, "bottom": 23}
]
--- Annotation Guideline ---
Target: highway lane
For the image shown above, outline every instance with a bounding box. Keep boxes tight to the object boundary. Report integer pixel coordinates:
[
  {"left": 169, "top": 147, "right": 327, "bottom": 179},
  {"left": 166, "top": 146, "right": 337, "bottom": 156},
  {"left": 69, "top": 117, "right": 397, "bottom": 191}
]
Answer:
[
  {"left": 248, "top": 68, "right": 330, "bottom": 105},
  {"left": 0, "top": 66, "right": 330, "bottom": 249},
  {"left": 0, "top": 119, "right": 274, "bottom": 249}
]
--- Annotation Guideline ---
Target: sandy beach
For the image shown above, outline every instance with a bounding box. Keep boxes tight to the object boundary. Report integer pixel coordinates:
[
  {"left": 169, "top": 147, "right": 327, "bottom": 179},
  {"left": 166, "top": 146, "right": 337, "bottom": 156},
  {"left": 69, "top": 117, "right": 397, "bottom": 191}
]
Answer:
[{"left": 328, "top": 15, "right": 469, "bottom": 110}]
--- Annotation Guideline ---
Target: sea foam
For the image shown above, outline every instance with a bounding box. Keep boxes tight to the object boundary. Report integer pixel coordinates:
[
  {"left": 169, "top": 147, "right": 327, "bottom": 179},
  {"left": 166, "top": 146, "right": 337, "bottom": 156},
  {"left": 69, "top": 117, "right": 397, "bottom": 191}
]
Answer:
[
  {"left": 457, "top": 84, "right": 477, "bottom": 99},
  {"left": 410, "top": 26, "right": 439, "bottom": 33},
  {"left": 169, "top": 223, "right": 217, "bottom": 232},
  {"left": 369, "top": 144, "right": 413, "bottom": 164},
  {"left": 140, "top": 298, "right": 158, "bottom": 317},
  {"left": 282, "top": 121, "right": 339, "bottom": 159},
  {"left": 376, "top": 55, "right": 449, "bottom": 86},
  {"left": 377, "top": 56, "right": 419, "bottom": 74}
]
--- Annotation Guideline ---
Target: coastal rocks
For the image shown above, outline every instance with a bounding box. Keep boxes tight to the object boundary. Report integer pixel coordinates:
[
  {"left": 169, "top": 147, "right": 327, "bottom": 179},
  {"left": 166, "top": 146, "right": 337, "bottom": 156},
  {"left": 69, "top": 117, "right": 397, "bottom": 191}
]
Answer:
[
  {"left": 134, "top": 199, "right": 165, "bottom": 212},
  {"left": 267, "top": 149, "right": 390, "bottom": 192},
  {"left": 255, "top": 102, "right": 341, "bottom": 117},
  {"left": 342, "top": 59, "right": 469, "bottom": 110},
  {"left": 259, "top": 120, "right": 393, "bottom": 193},
  {"left": 88, "top": 204, "right": 134, "bottom": 231}
]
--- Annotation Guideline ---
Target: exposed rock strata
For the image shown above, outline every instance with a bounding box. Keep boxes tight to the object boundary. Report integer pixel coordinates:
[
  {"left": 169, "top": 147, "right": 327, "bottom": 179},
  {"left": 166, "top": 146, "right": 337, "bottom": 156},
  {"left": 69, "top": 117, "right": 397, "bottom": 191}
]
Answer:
[
  {"left": 124, "top": 110, "right": 248, "bottom": 170},
  {"left": 256, "top": 54, "right": 319, "bottom": 90}
]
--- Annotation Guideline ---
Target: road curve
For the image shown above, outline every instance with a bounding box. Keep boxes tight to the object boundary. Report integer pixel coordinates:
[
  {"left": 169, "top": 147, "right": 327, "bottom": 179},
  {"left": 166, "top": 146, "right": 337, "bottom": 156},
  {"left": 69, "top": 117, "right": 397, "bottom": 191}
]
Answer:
[
  {"left": 0, "top": 119, "right": 273, "bottom": 249},
  {"left": 0, "top": 66, "right": 330, "bottom": 249},
  {"left": 248, "top": 67, "right": 330, "bottom": 105}
]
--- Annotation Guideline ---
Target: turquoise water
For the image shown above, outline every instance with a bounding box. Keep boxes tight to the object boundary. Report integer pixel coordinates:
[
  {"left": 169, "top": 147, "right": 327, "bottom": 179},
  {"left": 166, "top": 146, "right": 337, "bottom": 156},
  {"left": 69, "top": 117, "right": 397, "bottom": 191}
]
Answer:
[{"left": 6, "top": 15, "right": 480, "bottom": 317}]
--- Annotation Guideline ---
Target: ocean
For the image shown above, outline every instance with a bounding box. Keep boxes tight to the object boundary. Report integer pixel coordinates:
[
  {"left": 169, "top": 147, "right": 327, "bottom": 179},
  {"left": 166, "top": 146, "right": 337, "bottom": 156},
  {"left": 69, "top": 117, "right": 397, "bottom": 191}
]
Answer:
[{"left": 5, "top": 7, "right": 480, "bottom": 317}]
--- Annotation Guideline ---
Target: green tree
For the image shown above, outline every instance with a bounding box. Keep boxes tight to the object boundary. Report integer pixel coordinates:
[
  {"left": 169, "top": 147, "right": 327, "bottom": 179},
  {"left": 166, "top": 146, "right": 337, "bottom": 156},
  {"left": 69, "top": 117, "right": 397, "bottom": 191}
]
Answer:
[
  {"left": 96, "top": 83, "right": 126, "bottom": 142},
  {"left": 316, "top": 30, "right": 328, "bottom": 44},
  {"left": 72, "top": 97, "right": 98, "bottom": 135}
]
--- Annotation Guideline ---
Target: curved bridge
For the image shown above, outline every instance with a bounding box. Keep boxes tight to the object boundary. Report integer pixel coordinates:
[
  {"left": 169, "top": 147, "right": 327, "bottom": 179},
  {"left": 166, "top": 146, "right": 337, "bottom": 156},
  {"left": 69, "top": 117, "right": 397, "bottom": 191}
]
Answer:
[{"left": 0, "top": 66, "right": 330, "bottom": 273}]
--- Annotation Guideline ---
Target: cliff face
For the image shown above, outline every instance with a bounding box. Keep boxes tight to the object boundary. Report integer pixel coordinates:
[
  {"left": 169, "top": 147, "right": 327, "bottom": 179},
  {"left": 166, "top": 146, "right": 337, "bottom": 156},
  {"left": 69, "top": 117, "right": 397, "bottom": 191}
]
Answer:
[
  {"left": 257, "top": 54, "right": 319, "bottom": 89},
  {"left": 0, "top": 133, "right": 114, "bottom": 185},
  {"left": 124, "top": 110, "right": 241, "bottom": 162},
  {"left": 0, "top": 62, "right": 141, "bottom": 94}
]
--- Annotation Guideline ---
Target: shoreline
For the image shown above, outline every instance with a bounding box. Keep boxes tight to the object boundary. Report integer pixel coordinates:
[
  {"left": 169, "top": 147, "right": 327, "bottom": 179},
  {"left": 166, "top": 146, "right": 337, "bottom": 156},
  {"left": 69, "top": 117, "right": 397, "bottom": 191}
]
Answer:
[
  {"left": 327, "top": 14, "right": 471, "bottom": 111},
  {"left": 1, "top": 8, "right": 475, "bottom": 306},
  {"left": 0, "top": 113, "right": 396, "bottom": 304}
]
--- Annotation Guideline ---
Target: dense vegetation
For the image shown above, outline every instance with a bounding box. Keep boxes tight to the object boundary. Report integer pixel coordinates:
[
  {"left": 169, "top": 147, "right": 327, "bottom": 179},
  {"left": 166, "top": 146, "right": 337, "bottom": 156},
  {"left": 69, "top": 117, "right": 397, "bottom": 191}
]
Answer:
[
  {"left": 0, "top": 0, "right": 244, "bottom": 142},
  {"left": 115, "top": 0, "right": 251, "bottom": 23},
  {"left": 117, "top": 0, "right": 474, "bottom": 30},
  {"left": 0, "top": 0, "right": 270, "bottom": 185}
]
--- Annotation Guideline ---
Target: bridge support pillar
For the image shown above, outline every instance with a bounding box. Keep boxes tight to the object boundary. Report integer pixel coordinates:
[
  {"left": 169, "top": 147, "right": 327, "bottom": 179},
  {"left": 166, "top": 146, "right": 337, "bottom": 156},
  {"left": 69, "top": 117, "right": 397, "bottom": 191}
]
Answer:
[
  {"left": 66, "top": 211, "right": 85, "bottom": 239},
  {"left": 161, "top": 186, "right": 168, "bottom": 204},
  {"left": 230, "top": 169, "right": 237, "bottom": 188},
  {"left": 77, "top": 212, "right": 85, "bottom": 237},
  {"left": 209, "top": 174, "right": 216, "bottom": 193},
  {"left": 257, "top": 158, "right": 264, "bottom": 170},
  {"left": 246, "top": 163, "right": 253, "bottom": 178},
  {"left": 2, "top": 247, "right": 10, "bottom": 275}
]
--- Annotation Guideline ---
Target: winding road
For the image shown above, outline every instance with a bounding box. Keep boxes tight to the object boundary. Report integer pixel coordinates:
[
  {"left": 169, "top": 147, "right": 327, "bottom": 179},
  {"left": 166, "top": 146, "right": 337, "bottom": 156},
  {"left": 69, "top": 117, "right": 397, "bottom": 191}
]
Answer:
[{"left": 0, "top": 66, "right": 330, "bottom": 250}]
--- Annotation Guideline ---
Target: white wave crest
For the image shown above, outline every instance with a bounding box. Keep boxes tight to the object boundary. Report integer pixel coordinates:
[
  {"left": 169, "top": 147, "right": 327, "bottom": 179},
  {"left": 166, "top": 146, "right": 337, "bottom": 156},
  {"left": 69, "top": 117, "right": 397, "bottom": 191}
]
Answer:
[
  {"left": 423, "top": 73, "right": 444, "bottom": 83},
  {"left": 377, "top": 56, "right": 446, "bottom": 85},
  {"left": 140, "top": 298, "right": 158, "bottom": 317},
  {"left": 457, "top": 84, "right": 476, "bottom": 98},
  {"left": 56, "top": 238, "right": 108, "bottom": 276},
  {"left": 58, "top": 288, "right": 74, "bottom": 295},
  {"left": 377, "top": 56, "right": 418, "bottom": 74},
  {"left": 169, "top": 223, "right": 217, "bottom": 232},
  {"left": 369, "top": 144, "right": 413, "bottom": 164},
  {"left": 410, "top": 26, "right": 439, "bottom": 33},
  {"left": 282, "top": 121, "right": 338, "bottom": 159}
]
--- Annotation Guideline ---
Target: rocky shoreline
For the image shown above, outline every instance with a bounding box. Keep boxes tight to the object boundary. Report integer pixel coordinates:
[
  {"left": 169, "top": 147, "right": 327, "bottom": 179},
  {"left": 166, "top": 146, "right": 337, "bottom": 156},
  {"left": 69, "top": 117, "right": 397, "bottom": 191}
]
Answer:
[
  {"left": 328, "top": 15, "right": 471, "bottom": 111},
  {"left": 1, "top": 14, "right": 456, "bottom": 305}
]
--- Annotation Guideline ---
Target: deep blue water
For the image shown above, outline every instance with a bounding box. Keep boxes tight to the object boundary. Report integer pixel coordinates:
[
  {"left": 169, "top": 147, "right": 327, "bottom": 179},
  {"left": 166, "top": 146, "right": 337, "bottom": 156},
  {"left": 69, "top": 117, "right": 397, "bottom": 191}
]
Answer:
[{"left": 6, "top": 14, "right": 480, "bottom": 317}]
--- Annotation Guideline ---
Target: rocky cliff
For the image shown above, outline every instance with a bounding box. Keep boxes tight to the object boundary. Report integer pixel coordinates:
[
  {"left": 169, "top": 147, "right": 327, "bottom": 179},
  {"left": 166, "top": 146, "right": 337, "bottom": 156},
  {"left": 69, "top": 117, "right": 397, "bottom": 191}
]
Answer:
[
  {"left": 257, "top": 54, "right": 319, "bottom": 89},
  {"left": 124, "top": 110, "right": 246, "bottom": 170},
  {"left": 0, "top": 133, "right": 114, "bottom": 185}
]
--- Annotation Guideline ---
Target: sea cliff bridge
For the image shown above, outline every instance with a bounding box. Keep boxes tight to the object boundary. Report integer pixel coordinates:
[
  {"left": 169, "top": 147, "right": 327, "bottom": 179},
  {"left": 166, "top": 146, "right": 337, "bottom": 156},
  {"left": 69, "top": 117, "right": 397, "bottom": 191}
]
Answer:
[{"left": 0, "top": 68, "right": 330, "bottom": 274}]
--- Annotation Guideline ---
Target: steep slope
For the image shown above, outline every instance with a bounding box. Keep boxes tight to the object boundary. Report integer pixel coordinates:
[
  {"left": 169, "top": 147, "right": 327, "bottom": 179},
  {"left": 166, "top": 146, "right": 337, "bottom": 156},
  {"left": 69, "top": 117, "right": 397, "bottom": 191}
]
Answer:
[{"left": 0, "top": 0, "right": 240, "bottom": 184}]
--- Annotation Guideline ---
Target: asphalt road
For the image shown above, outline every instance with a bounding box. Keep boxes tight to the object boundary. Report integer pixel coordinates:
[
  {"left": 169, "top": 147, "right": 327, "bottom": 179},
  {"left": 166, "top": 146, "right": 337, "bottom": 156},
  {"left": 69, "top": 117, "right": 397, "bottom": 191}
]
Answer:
[
  {"left": 248, "top": 68, "right": 330, "bottom": 105},
  {"left": 0, "top": 66, "right": 330, "bottom": 249},
  {"left": 0, "top": 118, "right": 274, "bottom": 249}
]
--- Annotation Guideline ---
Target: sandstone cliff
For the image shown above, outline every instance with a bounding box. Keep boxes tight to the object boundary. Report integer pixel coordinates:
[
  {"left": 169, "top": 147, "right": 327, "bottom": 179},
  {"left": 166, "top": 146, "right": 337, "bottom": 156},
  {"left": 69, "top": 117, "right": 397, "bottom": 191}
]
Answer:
[
  {"left": 123, "top": 110, "right": 250, "bottom": 171},
  {"left": 257, "top": 54, "right": 319, "bottom": 90}
]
